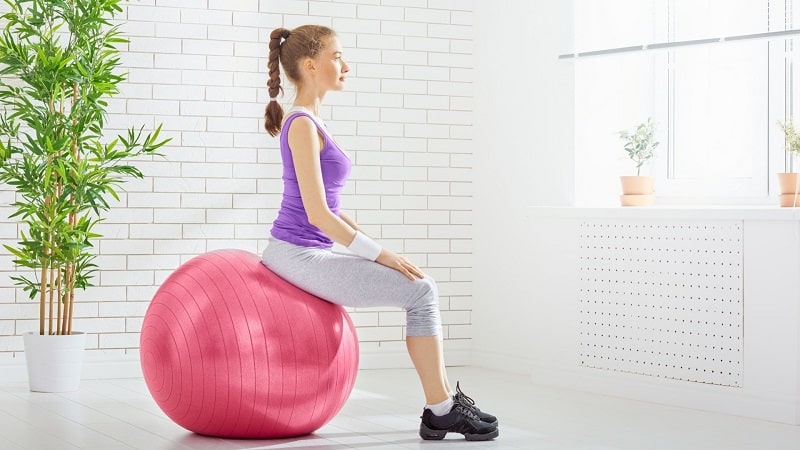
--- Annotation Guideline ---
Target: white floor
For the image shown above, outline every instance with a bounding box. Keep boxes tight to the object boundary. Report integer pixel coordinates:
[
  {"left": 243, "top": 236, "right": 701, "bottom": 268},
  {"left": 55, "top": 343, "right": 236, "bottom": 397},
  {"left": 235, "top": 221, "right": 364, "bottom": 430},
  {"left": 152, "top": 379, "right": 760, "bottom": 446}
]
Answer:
[{"left": 1, "top": 366, "right": 799, "bottom": 450}]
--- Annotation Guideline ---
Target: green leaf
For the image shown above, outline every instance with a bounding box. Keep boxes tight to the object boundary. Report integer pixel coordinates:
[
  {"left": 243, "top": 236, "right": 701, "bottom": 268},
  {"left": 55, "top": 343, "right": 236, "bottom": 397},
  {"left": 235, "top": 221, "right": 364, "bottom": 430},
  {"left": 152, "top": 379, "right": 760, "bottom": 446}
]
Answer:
[
  {"left": 619, "top": 117, "right": 658, "bottom": 175},
  {"left": 0, "top": 0, "right": 165, "bottom": 327}
]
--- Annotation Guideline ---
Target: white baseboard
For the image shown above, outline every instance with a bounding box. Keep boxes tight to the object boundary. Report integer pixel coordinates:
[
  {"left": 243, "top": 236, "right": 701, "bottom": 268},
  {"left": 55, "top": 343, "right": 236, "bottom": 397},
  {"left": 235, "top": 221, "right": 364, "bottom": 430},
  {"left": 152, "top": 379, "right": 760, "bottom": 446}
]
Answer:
[
  {"left": 0, "top": 348, "right": 473, "bottom": 384},
  {"left": 1, "top": 358, "right": 27, "bottom": 384},
  {"left": 0, "top": 354, "right": 144, "bottom": 384}
]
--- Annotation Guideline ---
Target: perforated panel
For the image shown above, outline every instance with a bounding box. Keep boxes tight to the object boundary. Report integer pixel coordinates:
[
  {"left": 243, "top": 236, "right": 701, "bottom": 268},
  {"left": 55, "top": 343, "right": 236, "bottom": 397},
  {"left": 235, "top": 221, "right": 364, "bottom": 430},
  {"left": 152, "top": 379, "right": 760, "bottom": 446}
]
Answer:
[{"left": 577, "top": 220, "right": 743, "bottom": 387}]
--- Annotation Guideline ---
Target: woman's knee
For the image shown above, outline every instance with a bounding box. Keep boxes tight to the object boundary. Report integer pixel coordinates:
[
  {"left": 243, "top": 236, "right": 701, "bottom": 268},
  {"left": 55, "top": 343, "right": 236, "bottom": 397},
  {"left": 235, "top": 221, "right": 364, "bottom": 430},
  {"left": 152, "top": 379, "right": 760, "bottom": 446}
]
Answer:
[
  {"left": 404, "top": 275, "right": 442, "bottom": 336},
  {"left": 416, "top": 275, "right": 438, "bottom": 302}
]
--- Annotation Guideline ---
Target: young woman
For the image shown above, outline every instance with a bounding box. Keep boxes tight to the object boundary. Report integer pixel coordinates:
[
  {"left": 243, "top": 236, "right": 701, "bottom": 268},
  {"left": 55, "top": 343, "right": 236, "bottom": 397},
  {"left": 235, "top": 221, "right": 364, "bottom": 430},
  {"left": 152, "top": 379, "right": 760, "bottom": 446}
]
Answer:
[{"left": 261, "top": 25, "right": 498, "bottom": 442}]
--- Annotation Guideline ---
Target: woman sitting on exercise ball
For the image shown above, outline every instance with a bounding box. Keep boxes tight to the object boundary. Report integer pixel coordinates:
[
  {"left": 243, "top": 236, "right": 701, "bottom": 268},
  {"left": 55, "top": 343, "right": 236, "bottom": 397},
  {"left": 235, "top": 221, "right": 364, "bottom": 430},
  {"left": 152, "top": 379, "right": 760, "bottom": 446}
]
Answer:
[{"left": 260, "top": 24, "right": 499, "bottom": 442}]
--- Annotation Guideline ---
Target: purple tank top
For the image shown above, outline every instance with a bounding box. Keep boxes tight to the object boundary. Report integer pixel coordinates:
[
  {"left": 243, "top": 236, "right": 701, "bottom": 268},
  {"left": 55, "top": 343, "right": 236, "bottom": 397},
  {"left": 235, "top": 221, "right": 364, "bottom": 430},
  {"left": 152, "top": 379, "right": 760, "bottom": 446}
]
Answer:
[{"left": 270, "top": 109, "right": 351, "bottom": 248}]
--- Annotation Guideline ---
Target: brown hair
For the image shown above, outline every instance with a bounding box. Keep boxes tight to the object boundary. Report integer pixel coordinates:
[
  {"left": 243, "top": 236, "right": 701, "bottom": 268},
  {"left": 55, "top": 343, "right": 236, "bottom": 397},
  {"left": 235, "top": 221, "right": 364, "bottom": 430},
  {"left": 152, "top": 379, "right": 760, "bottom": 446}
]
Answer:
[{"left": 264, "top": 25, "right": 337, "bottom": 137}]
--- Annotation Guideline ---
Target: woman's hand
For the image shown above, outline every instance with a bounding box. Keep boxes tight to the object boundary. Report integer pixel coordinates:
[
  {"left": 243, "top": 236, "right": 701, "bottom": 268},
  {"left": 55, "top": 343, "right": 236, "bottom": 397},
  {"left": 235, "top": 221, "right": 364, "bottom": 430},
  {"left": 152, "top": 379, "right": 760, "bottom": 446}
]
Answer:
[{"left": 376, "top": 249, "right": 424, "bottom": 281}]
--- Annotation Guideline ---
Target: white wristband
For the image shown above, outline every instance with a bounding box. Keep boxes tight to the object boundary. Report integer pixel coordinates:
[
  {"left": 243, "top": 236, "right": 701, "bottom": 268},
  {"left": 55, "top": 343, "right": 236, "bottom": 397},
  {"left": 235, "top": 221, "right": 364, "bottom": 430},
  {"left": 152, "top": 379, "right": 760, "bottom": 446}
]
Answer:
[{"left": 347, "top": 231, "right": 382, "bottom": 261}]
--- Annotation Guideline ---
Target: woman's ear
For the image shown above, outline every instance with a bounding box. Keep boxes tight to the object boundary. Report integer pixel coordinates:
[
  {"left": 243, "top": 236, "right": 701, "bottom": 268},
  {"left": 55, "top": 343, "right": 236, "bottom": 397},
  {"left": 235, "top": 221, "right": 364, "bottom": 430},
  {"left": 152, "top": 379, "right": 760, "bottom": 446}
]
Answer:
[{"left": 302, "top": 57, "right": 316, "bottom": 74}]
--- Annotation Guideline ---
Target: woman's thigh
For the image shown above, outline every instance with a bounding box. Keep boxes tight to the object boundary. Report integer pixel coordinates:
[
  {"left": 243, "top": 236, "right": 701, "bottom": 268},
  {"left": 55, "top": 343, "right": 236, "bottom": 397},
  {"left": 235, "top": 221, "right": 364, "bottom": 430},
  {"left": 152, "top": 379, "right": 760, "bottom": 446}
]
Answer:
[{"left": 261, "top": 238, "right": 436, "bottom": 311}]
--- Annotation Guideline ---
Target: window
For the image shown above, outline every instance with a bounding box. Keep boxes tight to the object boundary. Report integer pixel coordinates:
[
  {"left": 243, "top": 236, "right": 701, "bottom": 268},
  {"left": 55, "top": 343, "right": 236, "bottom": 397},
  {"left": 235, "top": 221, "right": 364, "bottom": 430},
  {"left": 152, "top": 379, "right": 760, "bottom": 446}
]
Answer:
[{"left": 569, "top": 0, "right": 795, "bottom": 204}]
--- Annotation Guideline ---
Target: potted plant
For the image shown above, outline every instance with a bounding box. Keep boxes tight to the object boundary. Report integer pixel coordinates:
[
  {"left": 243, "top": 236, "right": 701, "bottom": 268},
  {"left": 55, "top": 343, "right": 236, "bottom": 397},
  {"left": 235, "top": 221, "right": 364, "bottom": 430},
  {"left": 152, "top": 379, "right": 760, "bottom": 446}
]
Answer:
[
  {"left": 0, "top": 0, "right": 168, "bottom": 392},
  {"left": 776, "top": 120, "right": 800, "bottom": 207},
  {"left": 618, "top": 117, "right": 659, "bottom": 206}
]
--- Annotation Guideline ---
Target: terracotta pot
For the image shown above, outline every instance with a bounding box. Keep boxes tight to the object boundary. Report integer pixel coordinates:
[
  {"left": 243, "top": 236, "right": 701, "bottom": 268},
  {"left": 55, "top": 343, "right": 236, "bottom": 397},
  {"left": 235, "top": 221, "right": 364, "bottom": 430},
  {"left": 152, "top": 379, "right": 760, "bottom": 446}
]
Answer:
[
  {"left": 619, "top": 176, "right": 655, "bottom": 206},
  {"left": 779, "top": 194, "right": 800, "bottom": 207},
  {"left": 777, "top": 173, "right": 800, "bottom": 207},
  {"left": 620, "top": 194, "right": 655, "bottom": 206},
  {"left": 620, "top": 176, "right": 654, "bottom": 195}
]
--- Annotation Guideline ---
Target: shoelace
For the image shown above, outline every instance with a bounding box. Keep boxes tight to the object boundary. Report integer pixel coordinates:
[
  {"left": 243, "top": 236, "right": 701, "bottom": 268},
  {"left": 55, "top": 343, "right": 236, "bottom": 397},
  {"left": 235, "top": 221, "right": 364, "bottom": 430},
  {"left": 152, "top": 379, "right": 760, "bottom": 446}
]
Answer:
[
  {"left": 453, "top": 381, "right": 484, "bottom": 420},
  {"left": 454, "top": 381, "right": 478, "bottom": 409},
  {"left": 454, "top": 402, "right": 481, "bottom": 421}
]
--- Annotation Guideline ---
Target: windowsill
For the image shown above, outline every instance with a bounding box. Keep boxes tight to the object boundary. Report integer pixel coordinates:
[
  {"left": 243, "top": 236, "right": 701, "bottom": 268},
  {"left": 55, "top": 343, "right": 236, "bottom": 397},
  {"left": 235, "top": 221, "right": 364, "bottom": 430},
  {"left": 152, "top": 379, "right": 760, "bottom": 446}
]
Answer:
[{"left": 529, "top": 204, "right": 800, "bottom": 221}]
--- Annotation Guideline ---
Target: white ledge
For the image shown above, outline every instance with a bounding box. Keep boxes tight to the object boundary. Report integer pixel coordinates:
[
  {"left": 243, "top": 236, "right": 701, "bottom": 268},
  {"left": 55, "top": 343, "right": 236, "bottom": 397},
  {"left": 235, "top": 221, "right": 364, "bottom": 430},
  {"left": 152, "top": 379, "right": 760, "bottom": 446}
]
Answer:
[{"left": 528, "top": 205, "right": 800, "bottom": 221}]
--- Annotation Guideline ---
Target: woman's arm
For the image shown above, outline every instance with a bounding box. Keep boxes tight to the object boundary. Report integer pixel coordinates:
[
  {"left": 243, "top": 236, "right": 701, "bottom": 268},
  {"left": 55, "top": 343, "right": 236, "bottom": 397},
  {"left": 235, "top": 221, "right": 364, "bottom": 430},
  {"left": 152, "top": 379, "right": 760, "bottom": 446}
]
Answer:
[
  {"left": 338, "top": 211, "right": 360, "bottom": 232},
  {"left": 287, "top": 116, "right": 423, "bottom": 280},
  {"left": 288, "top": 115, "right": 356, "bottom": 245}
]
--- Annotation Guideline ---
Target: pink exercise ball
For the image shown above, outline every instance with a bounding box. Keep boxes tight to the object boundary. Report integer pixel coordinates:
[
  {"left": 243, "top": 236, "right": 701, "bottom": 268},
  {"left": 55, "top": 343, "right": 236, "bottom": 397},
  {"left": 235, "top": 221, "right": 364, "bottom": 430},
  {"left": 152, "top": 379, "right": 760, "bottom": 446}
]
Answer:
[{"left": 140, "top": 249, "right": 359, "bottom": 438}]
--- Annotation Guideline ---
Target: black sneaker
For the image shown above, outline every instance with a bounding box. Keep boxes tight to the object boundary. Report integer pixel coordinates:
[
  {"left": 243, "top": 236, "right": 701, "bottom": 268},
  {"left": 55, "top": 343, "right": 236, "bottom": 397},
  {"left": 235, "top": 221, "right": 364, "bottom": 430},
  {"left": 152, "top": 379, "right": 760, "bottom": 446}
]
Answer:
[
  {"left": 419, "top": 398, "right": 499, "bottom": 441},
  {"left": 453, "top": 381, "right": 498, "bottom": 426}
]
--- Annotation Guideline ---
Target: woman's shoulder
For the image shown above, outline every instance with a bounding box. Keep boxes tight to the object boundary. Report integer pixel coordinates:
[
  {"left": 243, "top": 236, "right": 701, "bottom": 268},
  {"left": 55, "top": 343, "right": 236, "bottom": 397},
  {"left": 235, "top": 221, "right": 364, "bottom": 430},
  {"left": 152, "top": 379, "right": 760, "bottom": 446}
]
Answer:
[
  {"left": 283, "top": 113, "right": 318, "bottom": 139},
  {"left": 282, "top": 110, "right": 315, "bottom": 129}
]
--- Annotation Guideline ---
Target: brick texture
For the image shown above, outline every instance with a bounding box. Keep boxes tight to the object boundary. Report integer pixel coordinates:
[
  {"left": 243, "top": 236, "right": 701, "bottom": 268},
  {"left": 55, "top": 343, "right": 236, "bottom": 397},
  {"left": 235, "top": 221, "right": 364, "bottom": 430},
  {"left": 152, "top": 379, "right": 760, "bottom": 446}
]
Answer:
[{"left": 0, "top": 0, "right": 473, "bottom": 358}]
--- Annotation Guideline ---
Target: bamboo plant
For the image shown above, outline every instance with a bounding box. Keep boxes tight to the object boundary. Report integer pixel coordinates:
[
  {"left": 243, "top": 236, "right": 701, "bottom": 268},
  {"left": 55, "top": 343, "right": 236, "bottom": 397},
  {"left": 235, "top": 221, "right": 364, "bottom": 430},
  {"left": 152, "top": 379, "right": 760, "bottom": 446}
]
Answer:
[{"left": 0, "top": 0, "right": 168, "bottom": 336}]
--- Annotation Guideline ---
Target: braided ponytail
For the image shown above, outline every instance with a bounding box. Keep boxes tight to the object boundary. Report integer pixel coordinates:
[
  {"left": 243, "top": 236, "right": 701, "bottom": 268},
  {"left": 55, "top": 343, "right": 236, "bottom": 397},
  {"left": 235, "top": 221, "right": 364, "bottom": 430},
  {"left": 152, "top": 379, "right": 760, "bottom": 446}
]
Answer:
[{"left": 264, "top": 27, "right": 289, "bottom": 137}]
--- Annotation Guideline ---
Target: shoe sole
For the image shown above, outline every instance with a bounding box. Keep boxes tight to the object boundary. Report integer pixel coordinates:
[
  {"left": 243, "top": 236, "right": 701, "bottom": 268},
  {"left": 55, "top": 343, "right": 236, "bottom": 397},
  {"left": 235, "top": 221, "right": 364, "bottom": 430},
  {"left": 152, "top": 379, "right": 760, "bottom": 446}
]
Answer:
[{"left": 419, "top": 424, "right": 499, "bottom": 441}]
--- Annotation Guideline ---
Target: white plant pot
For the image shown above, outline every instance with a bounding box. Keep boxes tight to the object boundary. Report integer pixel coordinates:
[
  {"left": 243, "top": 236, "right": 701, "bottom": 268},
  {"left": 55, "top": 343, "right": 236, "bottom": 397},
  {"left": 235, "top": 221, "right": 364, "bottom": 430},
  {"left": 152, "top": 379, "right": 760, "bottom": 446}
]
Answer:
[{"left": 22, "top": 331, "right": 86, "bottom": 392}]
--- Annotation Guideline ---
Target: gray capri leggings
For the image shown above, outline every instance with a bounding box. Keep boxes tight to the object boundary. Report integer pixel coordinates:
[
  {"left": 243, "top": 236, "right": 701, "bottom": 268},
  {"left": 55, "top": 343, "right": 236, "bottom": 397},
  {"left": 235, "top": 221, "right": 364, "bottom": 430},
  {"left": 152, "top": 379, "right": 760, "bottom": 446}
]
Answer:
[{"left": 261, "top": 237, "right": 442, "bottom": 337}]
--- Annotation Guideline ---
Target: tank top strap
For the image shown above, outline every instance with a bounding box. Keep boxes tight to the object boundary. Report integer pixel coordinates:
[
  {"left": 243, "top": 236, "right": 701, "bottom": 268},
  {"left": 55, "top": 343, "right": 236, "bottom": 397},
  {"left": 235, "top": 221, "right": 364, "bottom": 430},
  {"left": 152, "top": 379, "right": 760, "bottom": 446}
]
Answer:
[{"left": 285, "top": 107, "right": 327, "bottom": 133}]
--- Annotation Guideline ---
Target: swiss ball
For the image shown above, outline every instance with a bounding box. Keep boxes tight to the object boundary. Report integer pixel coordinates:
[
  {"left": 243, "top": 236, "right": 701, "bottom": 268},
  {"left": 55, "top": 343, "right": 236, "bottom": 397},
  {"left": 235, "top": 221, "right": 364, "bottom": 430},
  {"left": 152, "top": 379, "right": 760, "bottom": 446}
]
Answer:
[{"left": 140, "top": 249, "right": 359, "bottom": 438}]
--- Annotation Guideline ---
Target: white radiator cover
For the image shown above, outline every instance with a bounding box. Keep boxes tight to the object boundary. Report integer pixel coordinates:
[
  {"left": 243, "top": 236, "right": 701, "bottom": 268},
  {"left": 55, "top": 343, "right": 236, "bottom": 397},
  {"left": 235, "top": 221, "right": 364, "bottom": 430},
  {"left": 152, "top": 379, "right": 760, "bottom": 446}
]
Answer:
[
  {"left": 578, "top": 220, "right": 743, "bottom": 387},
  {"left": 472, "top": 207, "right": 800, "bottom": 425}
]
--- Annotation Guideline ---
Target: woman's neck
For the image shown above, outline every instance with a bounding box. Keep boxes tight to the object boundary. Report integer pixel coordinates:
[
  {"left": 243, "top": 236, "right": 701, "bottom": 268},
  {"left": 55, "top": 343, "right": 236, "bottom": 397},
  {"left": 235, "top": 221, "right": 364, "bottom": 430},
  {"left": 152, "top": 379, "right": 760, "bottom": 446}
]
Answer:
[
  {"left": 293, "top": 92, "right": 324, "bottom": 118},
  {"left": 291, "top": 104, "right": 320, "bottom": 118}
]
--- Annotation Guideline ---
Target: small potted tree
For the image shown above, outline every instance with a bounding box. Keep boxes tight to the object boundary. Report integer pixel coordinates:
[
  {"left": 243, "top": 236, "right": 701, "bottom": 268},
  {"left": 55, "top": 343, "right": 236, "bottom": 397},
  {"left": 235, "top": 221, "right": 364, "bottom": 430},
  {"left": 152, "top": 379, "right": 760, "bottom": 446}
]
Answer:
[
  {"left": 776, "top": 120, "right": 800, "bottom": 207},
  {"left": 619, "top": 117, "right": 659, "bottom": 206},
  {"left": 0, "top": 0, "right": 168, "bottom": 392}
]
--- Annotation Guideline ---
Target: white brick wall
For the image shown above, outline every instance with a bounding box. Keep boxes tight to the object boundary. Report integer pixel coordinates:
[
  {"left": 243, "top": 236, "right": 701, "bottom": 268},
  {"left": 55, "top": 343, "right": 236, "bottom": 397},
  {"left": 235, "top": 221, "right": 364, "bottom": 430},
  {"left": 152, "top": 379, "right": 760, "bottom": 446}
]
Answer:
[{"left": 0, "top": 0, "right": 473, "bottom": 363}]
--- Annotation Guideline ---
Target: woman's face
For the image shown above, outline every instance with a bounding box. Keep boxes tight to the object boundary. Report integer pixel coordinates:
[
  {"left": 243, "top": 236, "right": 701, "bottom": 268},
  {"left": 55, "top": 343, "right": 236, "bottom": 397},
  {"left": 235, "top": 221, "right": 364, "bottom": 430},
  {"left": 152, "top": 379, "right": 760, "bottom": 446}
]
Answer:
[{"left": 313, "top": 36, "right": 349, "bottom": 92}]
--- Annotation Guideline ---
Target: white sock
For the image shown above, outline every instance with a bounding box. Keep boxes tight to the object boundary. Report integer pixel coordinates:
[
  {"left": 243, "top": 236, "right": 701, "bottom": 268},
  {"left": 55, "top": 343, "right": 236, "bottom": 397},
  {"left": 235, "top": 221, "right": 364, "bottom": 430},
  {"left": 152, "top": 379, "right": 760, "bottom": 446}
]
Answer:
[
  {"left": 426, "top": 397, "right": 454, "bottom": 416},
  {"left": 449, "top": 390, "right": 455, "bottom": 398}
]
